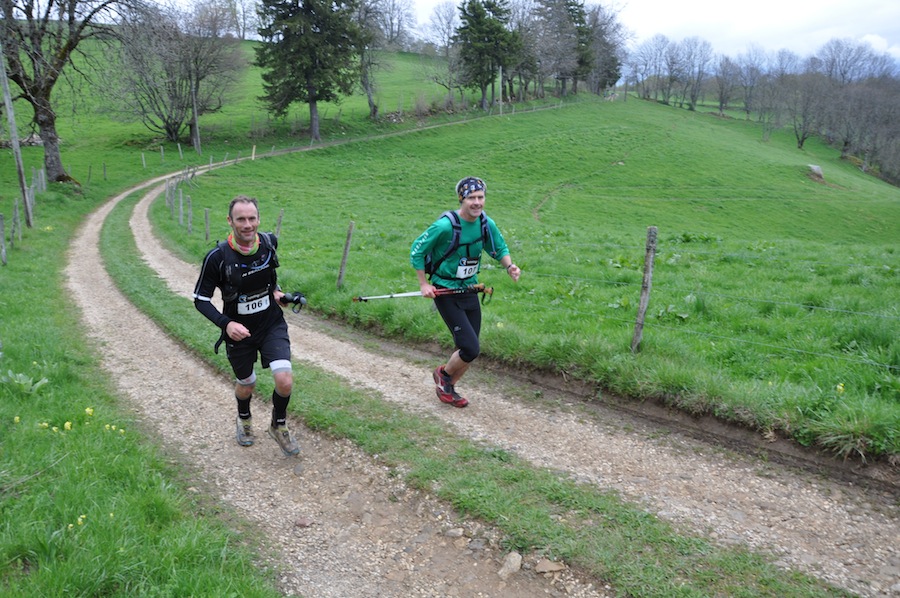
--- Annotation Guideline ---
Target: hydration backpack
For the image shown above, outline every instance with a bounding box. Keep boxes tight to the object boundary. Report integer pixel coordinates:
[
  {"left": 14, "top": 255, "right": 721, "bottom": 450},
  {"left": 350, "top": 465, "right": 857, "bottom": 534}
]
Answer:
[
  {"left": 424, "top": 210, "right": 497, "bottom": 279},
  {"left": 217, "top": 232, "right": 279, "bottom": 302}
]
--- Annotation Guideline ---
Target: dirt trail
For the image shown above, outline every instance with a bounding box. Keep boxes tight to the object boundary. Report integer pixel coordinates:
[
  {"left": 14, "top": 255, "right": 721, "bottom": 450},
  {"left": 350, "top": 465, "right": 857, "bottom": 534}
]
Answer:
[{"left": 66, "top": 180, "right": 899, "bottom": 597}]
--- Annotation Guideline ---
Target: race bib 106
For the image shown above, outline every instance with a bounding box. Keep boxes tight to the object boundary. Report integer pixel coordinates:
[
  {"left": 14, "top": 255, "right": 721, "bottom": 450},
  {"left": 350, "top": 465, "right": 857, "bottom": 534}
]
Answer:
[{"left": 237, "top": 291, "right": 270, "bottom": 315}]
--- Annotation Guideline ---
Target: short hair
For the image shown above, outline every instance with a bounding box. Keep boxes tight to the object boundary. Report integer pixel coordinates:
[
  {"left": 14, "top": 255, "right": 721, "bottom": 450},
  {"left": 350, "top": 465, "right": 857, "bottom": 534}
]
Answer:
[{"left": 228, "top": 195, "right": 259, "bottom": 218}]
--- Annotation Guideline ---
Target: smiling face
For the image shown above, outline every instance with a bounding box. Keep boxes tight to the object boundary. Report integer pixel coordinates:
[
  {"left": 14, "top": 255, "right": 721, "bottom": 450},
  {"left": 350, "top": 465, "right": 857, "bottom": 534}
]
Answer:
[
  {"left": 227, "top": 200, "right": 259, "bottom": 245},
  {"left": 458, "top": 190, "right": 485, "bottom": 222}
]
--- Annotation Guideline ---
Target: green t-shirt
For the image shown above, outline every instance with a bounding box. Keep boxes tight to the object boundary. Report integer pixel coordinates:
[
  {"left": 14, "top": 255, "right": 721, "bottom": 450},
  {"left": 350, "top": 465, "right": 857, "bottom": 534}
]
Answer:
[{"left": 410, "top": 211, "right": 510, "bottom": 289}]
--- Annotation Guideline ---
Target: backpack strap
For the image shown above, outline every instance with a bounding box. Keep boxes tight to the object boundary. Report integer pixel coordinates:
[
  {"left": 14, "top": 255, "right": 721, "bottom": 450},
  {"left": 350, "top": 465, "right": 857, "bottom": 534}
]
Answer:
[
  {"left": 479, "top": 213, "right": 498, "bottom": 258},
  {"left": 426, "top": 211, "right": 462, "bottom": 279}
]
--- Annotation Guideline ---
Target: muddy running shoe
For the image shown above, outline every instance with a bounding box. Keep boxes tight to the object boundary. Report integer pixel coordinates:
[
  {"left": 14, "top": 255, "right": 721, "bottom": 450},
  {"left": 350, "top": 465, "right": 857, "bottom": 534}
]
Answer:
[
  {"left": 268, "top": 424, "right": 300, "bottom": 456},
  {"left": 432, "top": 366, "right": 469, "bottom": 408},
  {"left": 236, "top": 416, "right": 255, "bottom": 447}
]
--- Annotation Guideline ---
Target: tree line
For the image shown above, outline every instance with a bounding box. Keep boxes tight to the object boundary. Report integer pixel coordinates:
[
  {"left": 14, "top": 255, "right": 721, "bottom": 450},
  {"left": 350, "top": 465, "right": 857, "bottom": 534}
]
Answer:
[
  {"left": 626, "top": 35, "right": 900, "bottom": 184},
  {"left": 2, "top": 0, "right": 899, "bottom": 188}
]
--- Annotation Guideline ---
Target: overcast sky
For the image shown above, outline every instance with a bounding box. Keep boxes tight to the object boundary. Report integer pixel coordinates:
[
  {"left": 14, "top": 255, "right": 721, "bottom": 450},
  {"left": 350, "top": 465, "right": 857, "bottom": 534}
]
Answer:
[{"left": 412, "top": 0, "right": 900, "bottom": 61}]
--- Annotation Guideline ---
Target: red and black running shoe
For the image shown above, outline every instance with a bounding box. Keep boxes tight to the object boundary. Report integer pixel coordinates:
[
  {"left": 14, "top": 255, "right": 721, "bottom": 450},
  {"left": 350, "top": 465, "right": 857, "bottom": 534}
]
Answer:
[{"left": 432, "top": 366, "right": 469, "bottom": 408}]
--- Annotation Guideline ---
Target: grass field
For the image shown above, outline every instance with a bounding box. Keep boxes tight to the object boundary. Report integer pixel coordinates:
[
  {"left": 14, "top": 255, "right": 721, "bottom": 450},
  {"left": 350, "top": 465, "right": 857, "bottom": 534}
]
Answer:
[{"left": 0, "top": 44, "right": 896, "bottom": 596}]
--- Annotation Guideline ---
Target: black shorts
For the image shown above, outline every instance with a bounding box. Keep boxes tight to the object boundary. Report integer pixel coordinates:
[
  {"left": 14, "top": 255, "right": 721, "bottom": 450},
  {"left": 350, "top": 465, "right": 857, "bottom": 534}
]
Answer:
[{"left": 225, "top": 316, "right": 291, "bottom": 380}]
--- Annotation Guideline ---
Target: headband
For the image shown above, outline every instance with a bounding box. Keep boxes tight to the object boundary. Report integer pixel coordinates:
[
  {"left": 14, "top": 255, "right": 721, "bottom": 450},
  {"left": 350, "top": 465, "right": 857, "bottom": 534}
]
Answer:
[{"left": 456, "top": 177, "right": 486, "bottom": 201}]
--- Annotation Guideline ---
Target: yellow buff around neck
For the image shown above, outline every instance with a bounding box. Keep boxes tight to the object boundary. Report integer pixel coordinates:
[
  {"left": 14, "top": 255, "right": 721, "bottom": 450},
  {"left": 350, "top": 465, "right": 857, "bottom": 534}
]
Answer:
[{"left": 227, "top": 233, "right": 259, "bottom": 256}]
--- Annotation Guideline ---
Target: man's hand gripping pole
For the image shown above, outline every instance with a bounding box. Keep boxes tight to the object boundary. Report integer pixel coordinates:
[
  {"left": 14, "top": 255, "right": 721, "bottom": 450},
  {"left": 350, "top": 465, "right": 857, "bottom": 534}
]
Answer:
[{"left": 279, "top": 291, "right": 307, "bottom": 313}]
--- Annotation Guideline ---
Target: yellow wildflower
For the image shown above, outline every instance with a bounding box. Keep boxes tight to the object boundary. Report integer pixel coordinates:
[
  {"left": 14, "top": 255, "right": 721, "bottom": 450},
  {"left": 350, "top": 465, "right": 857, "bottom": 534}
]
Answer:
[{"left": 64, "top": 421, "right": 72, "bottom": 431}]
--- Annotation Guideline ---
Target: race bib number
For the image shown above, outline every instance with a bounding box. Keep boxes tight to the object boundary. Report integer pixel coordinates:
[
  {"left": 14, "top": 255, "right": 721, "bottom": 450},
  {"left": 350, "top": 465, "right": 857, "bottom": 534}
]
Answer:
[
  {"left": 455, "top": 257, "right": 479, "bottom": 279},
  {"left": 237, "top": 291, "right": 270, "bottom": 315}
]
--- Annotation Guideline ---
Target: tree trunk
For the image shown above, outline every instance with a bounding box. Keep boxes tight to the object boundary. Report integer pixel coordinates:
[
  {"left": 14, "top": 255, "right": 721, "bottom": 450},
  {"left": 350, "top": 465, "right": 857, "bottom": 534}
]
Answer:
[
  {"left": 35, "top": 100, "right": 66, "bottom": 182},
  {"left": 309, "top": 100, "right": 320, "bottom": 141},
  {"left": 362, "top": 70, "right": 378, "bottom": 119},
  {"left": 191, "top": 83, "right": 202, "bottom": 155},
  {"left": 190, "top": 119, "right": 201, "bottom": 154}
]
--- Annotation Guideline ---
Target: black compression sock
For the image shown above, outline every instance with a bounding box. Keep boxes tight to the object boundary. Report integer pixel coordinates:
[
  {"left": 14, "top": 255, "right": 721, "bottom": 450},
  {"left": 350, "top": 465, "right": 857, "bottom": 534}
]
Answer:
[
  {"left": 236, "top": 395, "right": 251, "bottom": 420},
  {"left": 271, "top": 390, "right": 290, "bottom": 427}
]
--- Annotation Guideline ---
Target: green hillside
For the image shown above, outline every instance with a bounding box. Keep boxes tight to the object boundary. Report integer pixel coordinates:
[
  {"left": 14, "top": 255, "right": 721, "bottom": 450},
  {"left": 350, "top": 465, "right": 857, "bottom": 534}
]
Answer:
[{"left": 3, "top": 43, "right": 894, "bottom": 596}]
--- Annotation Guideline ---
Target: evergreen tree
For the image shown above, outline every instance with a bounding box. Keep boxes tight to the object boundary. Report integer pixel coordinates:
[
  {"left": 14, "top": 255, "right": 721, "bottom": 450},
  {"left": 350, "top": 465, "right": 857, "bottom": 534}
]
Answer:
[
  {"left": 455, "top": 0, "right": 511, "bottom": 110},
  {"left": 565, "top": 0, "right": 592, "bottom": 93},
  {"left": 255, "top": 0, "right": 362, "bottom": 140}
]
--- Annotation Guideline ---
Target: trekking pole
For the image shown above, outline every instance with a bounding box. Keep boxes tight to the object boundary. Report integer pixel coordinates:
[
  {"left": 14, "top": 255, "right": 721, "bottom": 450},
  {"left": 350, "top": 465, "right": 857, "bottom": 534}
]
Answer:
[{"left": 353, "top": 283, "right": 493, "bottom": 303}]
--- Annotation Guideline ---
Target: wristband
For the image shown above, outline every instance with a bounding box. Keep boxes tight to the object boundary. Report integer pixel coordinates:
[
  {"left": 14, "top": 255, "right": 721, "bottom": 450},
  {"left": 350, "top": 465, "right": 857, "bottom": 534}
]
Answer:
[{"left": 506, "top": 263, "right": 514, "bottom": 271}]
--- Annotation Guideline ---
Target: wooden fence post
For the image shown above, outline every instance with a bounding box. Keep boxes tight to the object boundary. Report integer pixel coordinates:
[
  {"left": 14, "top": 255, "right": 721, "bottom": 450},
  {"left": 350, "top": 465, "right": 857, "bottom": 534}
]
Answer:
[
  {"left": 1, "top": 214, "right": 6, "bottom": 266},
  {"left": 631, "top": 226, "right": 658, "bottom": 353},
  {"left": 337, "top": 221, "right": 355, "bottom": 289},
  {"left": 275, "top": 209, "right": 284, "bottom": 238},
  {"left": 204, "top": 208, "right": 210, "bottom": 242},
  {"left": 12, "top": 198, "right": 20, "bottom": 243}
]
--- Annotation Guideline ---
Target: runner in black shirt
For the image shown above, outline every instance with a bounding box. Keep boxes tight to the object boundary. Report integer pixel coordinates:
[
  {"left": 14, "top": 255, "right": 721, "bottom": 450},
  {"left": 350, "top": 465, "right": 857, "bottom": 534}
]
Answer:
[{"left": 193, "top": 195, "right": 300, "bottom": 456}]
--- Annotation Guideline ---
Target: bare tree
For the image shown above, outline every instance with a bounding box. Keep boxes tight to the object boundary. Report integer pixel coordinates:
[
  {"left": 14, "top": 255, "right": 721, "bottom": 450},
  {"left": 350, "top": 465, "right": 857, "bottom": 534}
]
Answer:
[
  {"left": 817, "top": 38, "right": 876, "bottom": 87},
  {"left": 736, "top": 44, "right": 766, "bottom": 120},
  {"left": 712, "top": 53, "right": 740, "bottom": 115},
  {"left": 355, "top": 0, "right": 383, "bottom": 119},
  {"left": 107, "top": 0, "right": 244, "bottom": 151},
  {"left": 863, "top": 77, "right": 900, "bottom": 182},
  {"left": 225, "top": 0, "right": 258, "bottom": 39},
  {"left": 659, "top": 38, "right": 683, "bottom": 105},
  {"left": 534, "top": 0, "right": 578, "bottom": 96},
  {"left": 1, "top": 0, "right": 134, "bottom": 183},
  {"left": 679, "top": 36, "right": 712, "bottom": 110},
  {"left": 508, "top": 0, "right": 541, "bottom": 99},
  {"left": 424, "top": 1, "right": 458, "bottom": 58},
  {"left": 783, "top": 59, "right": 828, "bottom": 149},
  {"left": 751, "top": 49, "right": 794, "bottom": 140},
  {"left": 629, "top": 34, "right": 668, "bottom": 100},
  {"left": 375, "top": 0, "right": 414, "bottom": 49},
  {"left": 770, "top": 48, "right": 801, "bottom": 78}
]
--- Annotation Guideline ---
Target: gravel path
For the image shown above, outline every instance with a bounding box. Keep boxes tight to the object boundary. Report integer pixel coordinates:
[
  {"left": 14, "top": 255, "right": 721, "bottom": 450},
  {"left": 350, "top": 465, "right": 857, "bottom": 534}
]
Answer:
[{"left": 65, "top": 179, "right": 899, "bottom": 597}]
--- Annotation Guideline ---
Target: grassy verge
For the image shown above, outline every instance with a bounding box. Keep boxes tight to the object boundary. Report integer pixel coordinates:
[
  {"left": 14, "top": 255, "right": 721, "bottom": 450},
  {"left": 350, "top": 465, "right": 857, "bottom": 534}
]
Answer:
[
  {"left": 101, "top": 188, "right": 850, "bottom": 597},
  {"left": 0, "top": 187, "right": 282, "bottom": 596}
]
